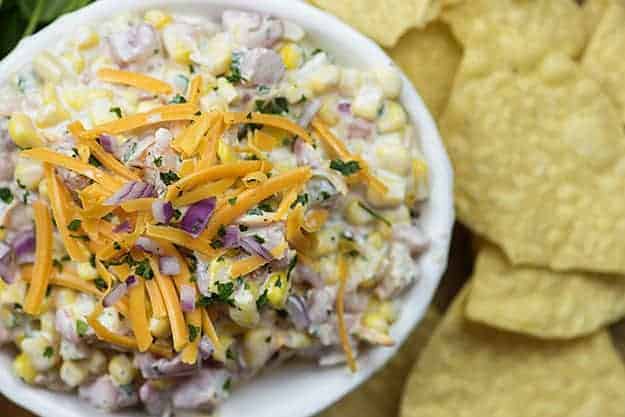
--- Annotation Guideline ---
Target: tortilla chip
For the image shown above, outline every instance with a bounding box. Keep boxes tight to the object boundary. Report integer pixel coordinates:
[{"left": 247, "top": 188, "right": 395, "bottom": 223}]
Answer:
[
  {"left": 466, "top": 245, "right": 625, "bottom": 339},
  {"left": 388, "top": 22, "right": 462, "bottom": 118},
  {"left": 318, "top": 308, "right": 440, "bottom": 417},
  {"left": 442, "top": 0, "right": 586, "bottom": 72},
  {"left": 400, "top": 286, "right": 625, "bottom": 417},
  {"left": 581, "top": 0, "right": 611, "bottom": 39},
  {"left": 440, "top": 52, "right": 625, "bottom": 273},
  {"left": 308, "top": 0, "right": 434, "bottom": 47},
  {"left": 582, "top": 1, "right": 625, "bottom": 121}
]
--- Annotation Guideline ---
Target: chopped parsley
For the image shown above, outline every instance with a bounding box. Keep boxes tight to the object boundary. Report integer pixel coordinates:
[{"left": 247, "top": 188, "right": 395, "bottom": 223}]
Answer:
[
  {"left": 169, "top": 94, "right": 187, "bottom": 104},
  {"left": 94, "top": 277, "right": 108, "bottom": 291},
  {"left": 253, "top": 235, "right": 265, "bottom": 244},
  {"left": 43, "top": 346, "right": 54, "bottom": 358},
  {"left": 223, "top": 378, "right": 232, "bottom": 391},
  {"left": 173, "top": 208, "right": 182, "bottom": 220},
  {"left": 226, "top": 347, "right": 237, "bottom": 361},
  {"left": 153, "top": 156, "right": 163, "bottom": 167},
  {"left": 257, "top": 85, "right": 270, "bottom": 95},
  {"left": 134, "top": 259, "right": 154, "bottom": 279},
  {"left": 76, "top": 320, "right": 88, "bottom": 337},
  {"left": 67, "top": 219, "right": 82, "bottom": 231},
  {"left": 286, "top": 255, "right": 298, "bottom": 281},
  {"left": 70, "top": 234, "right": 90, "bottom": 241},
  {"left": 218, "top": 225, "right": 227, "bottom": 237},
  {"left": 296, "top": 95, "right": 307, "bottom": 104},
  {"left": 113, "top": 241, "right": 122, "bottom": 250},
  {"left": 52, "top": 259, "right": 63, "bottom": 272},
  {"left": 228, "top": 197, "right": 238, "bottom": 206},
  {"left": 256, "top": 289, "right": 268, "bottom": 309},
  {"left": 330, "top": 159, "right": 361, "bottom": 176},
  {"left": 88, "top": 155, "right": 102, "bottom": 167},
  {"left": 238, "top": 224, "right": 248, "bottom": 232},
  {"left": 196, "top": 282, "right": 235, "bottom": 307},
  {"left": 225, "top": 52, "right": 246, "bottom": 84},
  {"left": 188, "top": 324, "right": 200, "bottom": 342},
  {"left": 0, "top": 187, "right": 13, "bottom": 204},
  {"left": 255, "top": 97, "right": 289, "bottom": 115},
  {"left": 275, "top": 277, "right": 282, "bottom": 288},
  {"left": 109, "top": 107, "right": 122, "bottom": 118},
  {"left": 210, "top": 240, "right": 224, "bottom": 249},
  {"left": 160, "top": 170, "right": 180, "bottom": 185},
  {"left": 290, "top": 193, "right": 309, "bottom": 209},
  {"left": 358, "top": 201, "right": 392, "bottom": 226},
  {"left": 312, "top": 48, "right": 323, "bottom": 55}
]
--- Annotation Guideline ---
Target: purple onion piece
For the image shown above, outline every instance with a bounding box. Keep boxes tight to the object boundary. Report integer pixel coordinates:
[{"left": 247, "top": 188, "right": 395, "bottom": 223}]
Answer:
[
  {"left": 11, "top": 230, "right": 35, "bottom": 264},
  {"left": 159, "top": 256, "right": 180, "bottom": 276},
  {"left": 152, "top": 200, "right": 174, "bottom": 224},
  {"left": 103, "top": 282, "right": 128, "bottom": 307},
  {"left": 104, "top": 182, "right": 157, "bottom": 206},
  {"left": 198, "top": 336, "right": 214, "bottom": 360},
  {"left": 98, "top": 134, "right": 117, "bottom": 154},
  {"left": 0, "top": 242, "right": 15, "bottom": 284},
  {"left": 337, "top": 101, "right": 351, "bottom": 114},
  {"left": 285, "top": 294, "right": 310, "bottom": 331},
  {"left": 179, "top": 284, "right": 196, "bottom": 313},
  {"left": 222, "top": 225, "right": 241, "bottom": 248},
  {"left": 179, "top": 197, "right": 216, "bottom": 238},
  {"left": 113, "top": 220, "right": 132, "bottom": 234},
  {"left": 297, "top": 99, "right": 321, "bottom": 128},
  {"left": 126, "top": 275, "right": 138, "bottom": 288},
  {"left": 135, "top": 237, "right": 167, "bottom": 256},
  {"left": 239, "top": 236, "right": 273, "bottom": 261}
]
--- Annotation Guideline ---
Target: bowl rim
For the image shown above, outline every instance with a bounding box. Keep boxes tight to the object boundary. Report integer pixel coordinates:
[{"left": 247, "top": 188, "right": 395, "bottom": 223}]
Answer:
[{"left": 0, "top": 1, "right": 455, "bottom": 417}]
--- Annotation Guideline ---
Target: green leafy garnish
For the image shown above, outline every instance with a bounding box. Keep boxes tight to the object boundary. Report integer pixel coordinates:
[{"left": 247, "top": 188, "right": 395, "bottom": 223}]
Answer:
[
  {"left": 67, "top": 219, "right": 82, "bottom": 231},
  {"left": 169, "top": 94, "right": 187, "bottom": 104},
  {"left": 76, "top": 319, "right": 88, "bottom": 337},
  {"left": 160, "top": 170, "right": 180, "bottom": 185},
  {"left": 43, "top": 346, "right": 54, "bottom": 358},
  {"left": 109, "top": 107, "right": 122, "bottom": 118},
  {"left": 228, "top": 197, "right": 238, "bottom": 206},
  {"left": 153, "top": 156, "right": 163, "bottom": 167},
  {"left": 188, "top": 324, "right": 199, "bottom": 342},
  {"left": 225, "top": 52, "right": 246, "bottom": 84},
  {"left": 134, "top": 259, "right": 153, "bottom": 279},
  {"left": 255, "top": 97, "right": 289, "bottom": 115},
  {"left": 94, "top": 277, "right": 108, "bottom": 291},
  {"left": 0, "top": 187, "right": 13, "bottom": 204},
  {"left": 330, "top": 159, "right": 361, "bottom": 176},
  {"left": 357, "top": 201, "right": 392, "bottom": 226}
]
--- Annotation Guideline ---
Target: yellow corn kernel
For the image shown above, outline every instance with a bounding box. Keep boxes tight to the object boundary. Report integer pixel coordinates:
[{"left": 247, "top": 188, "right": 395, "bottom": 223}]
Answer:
[
  {"left": 149, "top": 317, "right": 171, "bottom": 339},
  {"left": 217, "top": 140, "right": 237, "bottom": 163},
  {"left": 108, "top": 354, "right": 135, "bottom": 386},
  {"left": 368, "top": 232, "right": 385, "bottom": 250},
  {"left": 14, "top": 157, "right": 44, "bottom": 190},
  {"left": 77, "top": 262, "right": 98, "bottom": 281},
  {"left": 171, "top": 42, "right": 192, "bottom": 65},
  {"left": 0, "top": 280, "right": 6, "bottom": 294},
  {"left": 37, "top": 84, "right": 70, "bottom": 128},
  {"left": 75, "top": 26, "right": 99, "bottom": 50},
  {"left": 318, "top": 96, "right": 339, "bottom": 126},
  {"left": 8, "top": 113, "right": 44, "bottom": 148},
  {"left": 13, "top": 353, "right": 37, "bottom": 384},
  {"left": 61, "top": 87, "right": 89, "bottom": 111},
  {"left": 89, "top": 99, "right": 117, "bottom": 126},
  {"left": 242, "top": 328, "right": 274, "bottom": 369},
  {"left": 33, "top": 51, "right": 65, "bottom": 83},
  {"left": 62, "top": 49, "right": 85, "bottom": 74},
  {"left": 40, "top": 312, "right": 56, "bottom": 335},
  {"left": 377, "top": 101, "right": 407, "bottom": 133},
  {"left": 362, "top": 311, "right": 389, "bottom": 333},
  {"left": 279, "top": 43, "right": 302, "bottom": 70},
  {"left": 314, "top": 227, "right": 340, "bottom": 256},
  {"left": 412, "top": 158, "right": 428, "bottom": 182},
  {"left": 1, "top": 281, "right": 26, "bottom": 305},
  {"left": 86, "top": 350, "right": 107, "bottom": 374},
  {"left": 144, "top": 10, "right": 172, "bottom": 29},
  {"left": 212, "top": 334, "right": 234, "bottom": 363},
  {"left": 60, "top": 360, "right": 88, "bottom": 387},
  {"left": 229, "top": 286, "right": 260, "bottom": 328},
  {"left": 266, "top": 272, "right": 288, "bottom": 309},
  {"left": 54, "top": 288, "right": 77, "bottom": 308},
  {"left": 378, "top": 301, "right": 398, "bottom": 323},
  {"left": 344, "top": 199, "right": 373, "bottom": 226}
]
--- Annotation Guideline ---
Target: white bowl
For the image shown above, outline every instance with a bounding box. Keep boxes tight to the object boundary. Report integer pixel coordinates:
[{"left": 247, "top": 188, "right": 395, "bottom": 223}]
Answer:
[{"left": 0, "top": 1, "right": 454, "bottom": 416}]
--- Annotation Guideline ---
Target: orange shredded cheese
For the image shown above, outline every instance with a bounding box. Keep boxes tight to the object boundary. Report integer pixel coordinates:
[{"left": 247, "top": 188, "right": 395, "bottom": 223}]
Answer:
[
  {"left": 199, "top": 115, "right": 224, "bottom": 165},
  {"left": 224, "top": 112, "right": 312, "bottom": 143},
  {"left": 150, "top": 257, "right": 189, "bottom": 351},
  {"left": 273, "top": 187, "right": 300, "bottom": 221},
  {"left": 230, "top": 241, "right": 289, "bottom": 277},
  {"left": 88, "top": 306, "right": 173, "bottom": 358},
  {"left": 97, "top": 68, "right": 173, "bottom": 95},
  {"left": 166, "top": 160, "right": 271, "bottom": 200},
  {"left": 252, "top": 129, "right": 279, "bottom": 151},
  {"left": 24, "top": 200, "right": 53, "bottom": 315},
  {"left": 128, "top": 276, "right": 153, "bottom": 352},
  {"left": 145, "top": 278, "right": 168, "bottom": 319},
  {"left": 200, "top": 167, "right": 312, "bottom": 242},
  {"left": 95, "top": 259, "right": 116, "bottom": 294},
  {"left": 173, "top": 178, "right": 235, "bottom": 207},
  {"left": 45, "top": 165, "right": 91, "bottom": 262},
  {"left": 145, "top": 224, "right": 220, "bottom": 257},
  {"left": 336, "top": 254, "right": 357, "bottom": 372},
  {"left": 121, "top": 198, "right": 156, "bottom": 212},
  {"left": 172, "top": 112, "right": 218, "bottom": 157},
  {"left": 21, "top": 148, "right": 123, "bottom": 192},
  {"left": 303, "top": 209, "right": 329, "bottom": 233},
  {"left": 201, "top": 309, "right": 223, "bottom": 353},
  {"left": 21, "top": 268, "right": 103, "bottom": 297},
  {"left": 187, "top": 75, "right": 203, "bottom": 105},
  {"left": 179, "top": 159, "right": 197, "bottom": 177},
  {"left": 79, "top": 103, "right": 198, "bottom": 139},
  {"left": 286, "top": 205, "right": 315, "bottom": 253},
  {"left": 181, "top": 309, "right": 202, "bottom": 364}
]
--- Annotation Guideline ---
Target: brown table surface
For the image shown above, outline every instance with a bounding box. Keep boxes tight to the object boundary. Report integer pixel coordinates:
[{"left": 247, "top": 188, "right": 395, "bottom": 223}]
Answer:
[{"left": 0, "top": 224, "right": 473, "bottom": 417}]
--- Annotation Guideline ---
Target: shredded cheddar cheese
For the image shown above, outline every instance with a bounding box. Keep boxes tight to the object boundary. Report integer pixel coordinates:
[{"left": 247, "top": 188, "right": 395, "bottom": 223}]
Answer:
[
  {"left": 97, "top": 68, "right": 173, "bottom": 95},
  {"left": 128, "top": 277, "right": 154, "bottom": 352},
  {"left": 224, "top": 112, "right": 312, "bottom": 143},
  {"left": 24, "top": 200, "right": 53, "bottom": 315},
  {"left": 336, "top": 254, "right": 357, "bottom": 372}
]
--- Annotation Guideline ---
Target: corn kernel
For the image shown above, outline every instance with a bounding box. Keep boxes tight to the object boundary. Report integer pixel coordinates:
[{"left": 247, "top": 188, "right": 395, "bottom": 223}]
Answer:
[
  {"left": 363, "top": 312, "right": 389, "bottom": 333},
  {"left": 377, "top": 101, "right": 407, "bottom": 133},
  {"left": 21, "top": 335, "right": 58, "bottom": 371},
  {"left": 77, "top": 262, "right": 98, "bottom": 281},
  {"left": 87, "top": 89, "right": 114, "bottom": 101},
  {"left": 144, "top": 9, "right": 172, "bottom": 29},
  {"left": 33, "top": 52, "right": 65, "bottom": 83},
  {"left": 344, "top": 200, "right": 373, "bottom": 226},
  {"left": 75, "top": 26, "right": 99, "bottom": 50},
  {"left": 308, "top": 65, "right": 340, "bottom": 94},
  {"left": 339, "top": 68, "right": 363, "bottom": 97},
  {"left": 40, "top": 311, "right": 57, "bottom": 335},
  {"left": 200, "top": 91, "right": 227, "bottom": 113},
  {"left": 242, "top": 328, "right": 274, "bottom": 369},
  {"left": 89, "top": 98, "right": 117, "bottom": 126},
  {"left": 8, "top": 113, "right": 44, "bottom": 149},
  {"left": 280, "top": 43, "right": 303, "bottom": 70},
  {"left": 36, "top": 84, "right": 70, "bottom": 128},
  {"left": 14, "top": 157, "right": 44, "bottom": 190},
  {"left": 60, "top": 360, "right": 88, "bottom": 387},
  {"left": 283, "top": 83, "right": 311, "bottom": 104},
  {"left": 54, "top": 288, "right": 76, "bottom": 308},
  {"left": 265, "top": 272, "right": 289, "bottom": 309},
  {"left": 314, "top": 227, "right": 340, "bottom": 256},
  {"left": 366, "top": 169, "right": 407, "bottom": 207},
  {"left": 352, "top": 85, "right": 384, "bottom": 120},
  {"left": 318, "top": 96, "right": 339, "bottom": 126},
  {"left": 379, "top": 301, "right": 398, "bottom": 323},
  {"left": 0, "top": 229, "right": 5, "bottom": 243},
  {"left": 13, "top": 353, "right": 37, "bottom": 384},
  {"left": 86, "top": 350, "right": 107, "bottom": 374},
  {"left": 212, "top": 334, "right": 234, "bottom": 363},
  {"left": 373, "top": 67, "right": 402, "bottom": 99},
  {"left": 216, "top": 78, "right": 239, "bottom": 104},
  {"left": 62, "top": 49, "right": 85, "bottom": 74},
  {"left": 374, "top": 133, "right": 411, "bottom": 175},
  {"left": 229, "top": 285, "right": 260, "bottom": 328},
  {"left": 149, "top": 317, "right": 171, "bottom": 339},
  {"left": 1, "top": 281, "right": 26, "bottom": 305},
  {"left": 108, "top": 354, "right": 135, "bottom": 386}
]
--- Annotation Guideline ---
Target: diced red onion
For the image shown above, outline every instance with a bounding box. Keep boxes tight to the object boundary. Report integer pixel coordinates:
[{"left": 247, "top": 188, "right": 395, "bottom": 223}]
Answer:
[
  {"left": 347, "top": 118, "right": 374, "bottom": 139},
  {"left": 222, "top": 225, "right": 241, "bottom": 248},
  {"left": 239, "top": 236, "right": 273, "bottom": 261},
  {"left": 98, "top": 134, "right": 117, "bottom": 154},
  {"left": 179, "top": 284, "right": 196, "bottom": 312},
  {"left": 104, "top": 182, "right": 157, "bottom": 206},
  {"left": 113, "top": 220, "right": 132, "bottom": 234},
  {"left": 297, "top": 99, "right": 321, "bottom": 128},
  {"left": 135, "top": 237, "right": 167, "bottom": 256},
  {"left": 179, "top": 197, "right": 216, "bottom": 238},
  {"left": 11, "top": 230, "right": 35, "bottom": 265},
  {"left": 285, "top": 295, "right": 310, "bottom": 331},
  {"left": 198, "top": 336, "right": 214, "bottom": 360},
  {"left": 103, "top": 281, "right": 128, "bottom": 307},
  {"left": 159, "top": 256, "right": 180, "bottom": 276},
  {"left": 294, "top": 138, "right": 321, "bottom": 168},
  {"left": 337, "top": 101, "right": 351, "bottom": 114},
  {"left": 152, "top": 200, "right": 174, "bottom": 224},
  {"left": 126, "top": 275, "right": 138, "bottom": 288},
  {"left": 0, "top": 242, "right": 15, "bottom": 284}
]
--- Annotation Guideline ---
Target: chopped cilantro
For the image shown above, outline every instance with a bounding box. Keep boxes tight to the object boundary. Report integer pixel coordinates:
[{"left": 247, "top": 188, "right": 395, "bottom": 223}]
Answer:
[
  {"left": 134, "top": 259, "right": 153, "bottom": 279},
  {"left": 256, "top": 289, "right": 268, "bottom": 309},
  {"left": 76, "top": 320, "right": 88, "bottom": 337},
  {"left": 228, "top": 197, "right": 238, "bottom": 206},
  {"left": 160, "top": 171, "right": 180, "bottom": 185},
  {"left": 52, "top": 259, "right": 63, "bottom": 272},
  {"left": 218, "top": 225, "right": 227, "bottom": 237},
  {"left": 43, "top": 346, "right": 54, "bottom": 358},
  {"left": 238, "top": 224, "right": 248, "bottom": 232},
  {"left": 153, "top": 156, "right": 163, "bottom": 167},
  {"left": 253, "top": 235, "right": 265, "bottom": 244},
  {"left": 275, "top": 277, "right": 282, "bottom": 288},
  {"left": 67, "top": 219, "right": 82, "bottom": 231},
  {"left": 113, "top": 242, "right": 122, "bottom": 250},
  {"left": 223, "top": 378, "right": 232, "bottom": 391},
  {"left": 357, "top": 201, "right": 392, "bottom": 226},
  {"left": 290, "top": 193, "right": 308, "bottom": 209},
  {"left": 94, "top": 277, "right": 108, "bottom": 291},
  {"left": 70, "top": 234, "right": 90, "bottom": 241},
  {"left": 173, "top": 208, "right": 182, "bottom": 220},
  {"left": 296, "top": 95, "right": 307, "bottom": 104},
  {"left": 188, "top": 324, "right": 199, "bottom": 342},
  {"left": 196, "top": 281, "right": 235, "bottom": 307},
  {"left": 169, "top": 94, "right": 187, "bottom": 104},
  {"left": 109, "top": 107, "right": 122, "bottom": 118},
  {"left": 210, "top": 240, "right": 224, "bottom": 249},
  {"left": 225, "top": 52, "right": 246, "bottom": 84},
  {"left": 330, "top": 159, "right": 361, "bottom": 176},
  {"left": 312, "top": 48, "right": 323, "bottom": 55},
  {"left": 226, "top": 347, "right": 237, "bottom": 361},
  {"left": 88, "top": 155, "right": 102, "bottom": 167},
  {"left": 257, "top": 85, "right": 270, "bottom": 95},
  {"left": 255, "top": 97, "right": 289, "bottom": 115},
  {"left": 286, "top": 255, "right": 297, "bottom": 281},
  {"left": 0, "top": 188, "right": 13, "bottom": 204}
]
